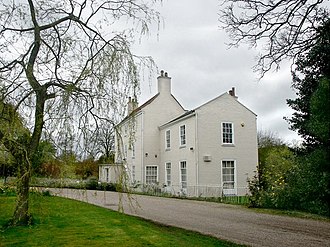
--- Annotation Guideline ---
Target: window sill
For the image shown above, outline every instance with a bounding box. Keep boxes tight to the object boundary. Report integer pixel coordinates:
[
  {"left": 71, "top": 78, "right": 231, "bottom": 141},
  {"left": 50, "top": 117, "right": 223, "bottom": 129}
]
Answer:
[
  {"left": 165, "top": 148, "right": 171, "bottom": 152},
  {"left": 222, "top": 143, "right": 235, "bottom": 147},
  {"left": 179, "top": 145, "right": 186, "bottom": 149}
]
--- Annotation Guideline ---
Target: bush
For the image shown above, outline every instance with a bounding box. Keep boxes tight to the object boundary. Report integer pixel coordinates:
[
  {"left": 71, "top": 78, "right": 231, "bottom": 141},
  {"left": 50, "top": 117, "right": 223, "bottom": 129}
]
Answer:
[
  {"left": 0, "top": 184, "right": 16, "bottom": 196},
  {"left": 39, "top": 161, "right": 61, "bottom": 178},
  {"left": 75, "top": 159, "right": 98, "bottom": 179},
  {"left": 85, "top": 177, "right": 98, "bottom": 190},
  {"left": 97, "top": 182, "right": 117, "bottom": 191}
]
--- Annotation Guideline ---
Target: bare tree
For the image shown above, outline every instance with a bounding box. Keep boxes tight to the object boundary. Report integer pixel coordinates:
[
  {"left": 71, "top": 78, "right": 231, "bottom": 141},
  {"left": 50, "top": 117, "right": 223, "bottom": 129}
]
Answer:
[
  {"left": 219, "top": 0, "right": 329, "bottom": 77},
  {"left": 81, "top": 118, "right": 116, "bottom": 161},
  {"left": 257, "top": 130, "right": 284, "bottom": 148},
  {"left": 0, "top": 0, "right": 159, "bottom": 225}
]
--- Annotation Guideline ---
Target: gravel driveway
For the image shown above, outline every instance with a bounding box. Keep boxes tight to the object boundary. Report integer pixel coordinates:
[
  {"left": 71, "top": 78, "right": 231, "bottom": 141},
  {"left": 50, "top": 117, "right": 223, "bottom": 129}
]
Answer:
[{"left": 48, "top": 188, "right": 330, "bottom": 247}]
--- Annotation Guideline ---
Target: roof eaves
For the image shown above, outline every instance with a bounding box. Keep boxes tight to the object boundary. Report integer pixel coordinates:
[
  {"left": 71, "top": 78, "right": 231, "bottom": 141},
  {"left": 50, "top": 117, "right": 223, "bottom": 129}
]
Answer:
[{"left": 159, "top": 110, "right": 195, "bottom": 129}]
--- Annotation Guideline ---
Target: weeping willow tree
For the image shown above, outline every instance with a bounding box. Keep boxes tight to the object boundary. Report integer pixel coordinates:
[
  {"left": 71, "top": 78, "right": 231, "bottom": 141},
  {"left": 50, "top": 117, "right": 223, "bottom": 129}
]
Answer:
[{"left": 0, "top": 0, "right": 160, "bottom": 226}]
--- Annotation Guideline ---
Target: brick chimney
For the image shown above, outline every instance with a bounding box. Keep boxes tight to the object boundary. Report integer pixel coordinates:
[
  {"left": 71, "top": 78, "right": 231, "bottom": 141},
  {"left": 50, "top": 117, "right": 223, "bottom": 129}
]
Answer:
[
  {"left": 127, "top": 97, "right": 138, "bottom": 115},
  {"left": 229, "top": 87, "right": 238, "bottom": 99},
  {"left": 157, "top": 70, "right": 171, "bottom": 95}
]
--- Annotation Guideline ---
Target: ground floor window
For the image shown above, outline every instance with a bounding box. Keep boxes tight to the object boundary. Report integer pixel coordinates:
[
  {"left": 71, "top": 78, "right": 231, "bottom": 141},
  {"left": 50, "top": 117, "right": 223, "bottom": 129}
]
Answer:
[
  {"left": 105, "top": 168, "right": 110, "bottom": 182},
  {"left": 180, "top": 161, "right": 187, "bottom": 189},
  {"left": 132, "top": 165, "right": 135, "bottom": 182},
  {"left": 222, "top": 160, "right": 236, "bottom": 194},
  {"left": 165, "top": 162, "right": 171, "bottom": 186},
  {"left": 146, "top": 166, "right": 158, "bottom": 184}
]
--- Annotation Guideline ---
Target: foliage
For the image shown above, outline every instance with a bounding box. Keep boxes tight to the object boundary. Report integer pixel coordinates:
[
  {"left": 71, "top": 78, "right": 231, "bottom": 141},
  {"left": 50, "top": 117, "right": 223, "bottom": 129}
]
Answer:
[
  {"left": 250, "top": 138, "right": 329, "bottom": 215},
  {"left": 308, "top": 77, "right": 330, "bottom": 144},
  {"left": 247, "top": 19, "right": 330, "bottom": 217},
  {"left": 286, "top": 19, "right": 330, "bottom": 149},
  {"left": 31, "top": 140, "right": 57, "bottom": 175},
  {"left": 39, "top": 161, "right": 62, "bottom": 178},
  {"left": 30, "top": 177, "right": 118, "bottom": 192},
  {"left": 74, "top": 158, "right": 99, "bottom": 179},
  {"left": 257, "top": 130, "right": 285, "bottom": 189},
  {"left": 284, "top": 149, "right": 329, "bottom": 215},
  {"left": 286, "top": 19, "right": 330, "bottom": 215},
  {"left": 219, "top": 0, "right": 329, "bottom": 76},
  {"left": 0, "top": 184, "right": 16, "bottom": 197},
  {"left": 98, "top": 153, "right": 115, "bottom": 164},
  {"left": 248, "top": 145, "right": 297, "bottom": 209},
  {"left": 0, "top": 101, "right": 30, "bottom": 177}
]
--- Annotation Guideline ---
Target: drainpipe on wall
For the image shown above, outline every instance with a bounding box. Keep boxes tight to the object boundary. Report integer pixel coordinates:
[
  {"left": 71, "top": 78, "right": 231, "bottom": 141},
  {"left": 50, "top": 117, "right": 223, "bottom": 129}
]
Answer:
[
  {"left": 195, "top": 112, "right": 199, "bottom": 197},
  {"left": 141, "top": 111, "right": 144, "bottom": 184}
]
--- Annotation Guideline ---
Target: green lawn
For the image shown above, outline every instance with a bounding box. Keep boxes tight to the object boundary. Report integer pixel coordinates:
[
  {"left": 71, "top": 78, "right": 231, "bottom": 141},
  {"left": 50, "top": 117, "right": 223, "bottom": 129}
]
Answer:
[{"left": 0, "top": 194, "right": 241, "bottom": 247}]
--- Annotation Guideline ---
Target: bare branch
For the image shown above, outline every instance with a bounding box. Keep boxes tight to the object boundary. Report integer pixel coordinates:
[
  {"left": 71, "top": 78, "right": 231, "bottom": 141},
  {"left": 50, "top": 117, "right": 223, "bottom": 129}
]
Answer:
[{"left": 219, "top": 0, "right": 329, "bottom": 77}]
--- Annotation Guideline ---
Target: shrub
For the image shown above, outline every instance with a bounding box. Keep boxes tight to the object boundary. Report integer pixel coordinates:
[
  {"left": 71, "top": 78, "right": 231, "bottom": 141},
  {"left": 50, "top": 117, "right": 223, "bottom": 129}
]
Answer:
[{"left": 39, "top": 161, "right": 61, "bottom": 178}]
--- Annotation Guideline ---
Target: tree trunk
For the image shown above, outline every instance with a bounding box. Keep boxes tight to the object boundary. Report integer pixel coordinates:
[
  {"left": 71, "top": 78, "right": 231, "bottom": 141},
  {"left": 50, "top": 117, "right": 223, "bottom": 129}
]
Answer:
[{"left": 12, "top": 160, "right": 31, "bottom": 225}]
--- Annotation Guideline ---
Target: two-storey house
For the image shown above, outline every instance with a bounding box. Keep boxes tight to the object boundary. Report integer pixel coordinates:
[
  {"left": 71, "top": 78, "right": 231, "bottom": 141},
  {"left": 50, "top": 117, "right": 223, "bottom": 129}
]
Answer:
[{"left": 100, "top": 71, "right": 258, "bottom": 197}]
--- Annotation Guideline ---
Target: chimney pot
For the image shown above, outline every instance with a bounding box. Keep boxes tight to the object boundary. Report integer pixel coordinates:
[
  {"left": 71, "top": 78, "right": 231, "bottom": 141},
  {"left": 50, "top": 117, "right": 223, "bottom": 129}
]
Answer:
[
  {"left": 157, "top": 70, "right": 171, "bottom": 94},
  {"left": 229, "top": 87, "right": 238, "bottom": 99}
]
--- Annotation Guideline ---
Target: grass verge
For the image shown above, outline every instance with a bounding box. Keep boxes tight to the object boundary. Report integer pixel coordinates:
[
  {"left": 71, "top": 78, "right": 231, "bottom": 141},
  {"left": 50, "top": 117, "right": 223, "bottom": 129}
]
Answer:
[{"left": 0, "top": 194, "right": 242, "bottom": 247}]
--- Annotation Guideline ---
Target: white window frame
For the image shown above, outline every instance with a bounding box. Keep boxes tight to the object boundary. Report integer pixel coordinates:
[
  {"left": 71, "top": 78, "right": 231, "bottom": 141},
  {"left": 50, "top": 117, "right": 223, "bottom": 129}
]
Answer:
[
  {"left": 221, "top": 122, "right": 234, "bottom": 145},
  {"left": 132, "top": 165, "right": 135, "bottom": 182},
  {"left": 105, "top": 167, "right": 110, "bottom": 183},
  {"left": 179, "top": 125, "right": 186, "bottom": 147},
  {"left": 145, "top": 166, "right": 158, "bottom": 184},
  {"left": 131, "top": 143, "right": 135, "bottom": 158},
  {"left": 180, "top": 161, "right": 187, "bottom": 190},
  {"left": 165, "top": 162, "right": 171, "bottom": 186},
  {"left": 221, "top": 160, "right": 237, "bottom": 195},
  {"left": 124, "top": 144, "right": 128, "bottom": 159},
  {"left": 165, "top": 129, "right": 171, "bottom": 150}
]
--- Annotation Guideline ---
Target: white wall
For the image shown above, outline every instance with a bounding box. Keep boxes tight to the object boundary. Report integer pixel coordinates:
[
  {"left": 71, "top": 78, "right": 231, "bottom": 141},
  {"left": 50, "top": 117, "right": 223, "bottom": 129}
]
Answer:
[
  {"left": 196, "top": 93, "right": 258, "bottom": 196},
  {"left": 114, "top": 74, "right": 258, "bottom": 197},
  {"left": 159, "top": 114, "right": 196, "bottom": 195},
  {"left": 115, "top": 74, "right": 185, "bottom": 186},
  {"left": 159, "top": 93, "right": 258, "bottom": 196}
]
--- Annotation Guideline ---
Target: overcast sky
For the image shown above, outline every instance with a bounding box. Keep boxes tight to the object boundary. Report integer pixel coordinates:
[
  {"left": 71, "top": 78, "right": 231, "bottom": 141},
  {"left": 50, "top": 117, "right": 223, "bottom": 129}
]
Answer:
[{"left": 132, "top": 0, "right": 302, "bottom": 143}]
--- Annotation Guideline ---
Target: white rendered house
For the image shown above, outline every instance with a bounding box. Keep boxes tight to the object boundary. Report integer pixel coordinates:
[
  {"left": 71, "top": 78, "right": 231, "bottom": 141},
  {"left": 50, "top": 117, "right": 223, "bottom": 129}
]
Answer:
[{"left": 100, "top": 71, "right": 258, "bottom": 197}]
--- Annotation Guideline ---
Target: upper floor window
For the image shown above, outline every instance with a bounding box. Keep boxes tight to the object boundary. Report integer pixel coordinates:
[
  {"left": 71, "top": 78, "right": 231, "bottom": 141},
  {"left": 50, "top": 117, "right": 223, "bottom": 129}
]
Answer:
[
  {"left": 165, "top": 130, "right": 171, "bottom": 149},
  {"left": 180, "top": 125, "right": 186, "bottom": 146},
  {"left": 222, "top": 122, "right": 234, "bottom": 144}
]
